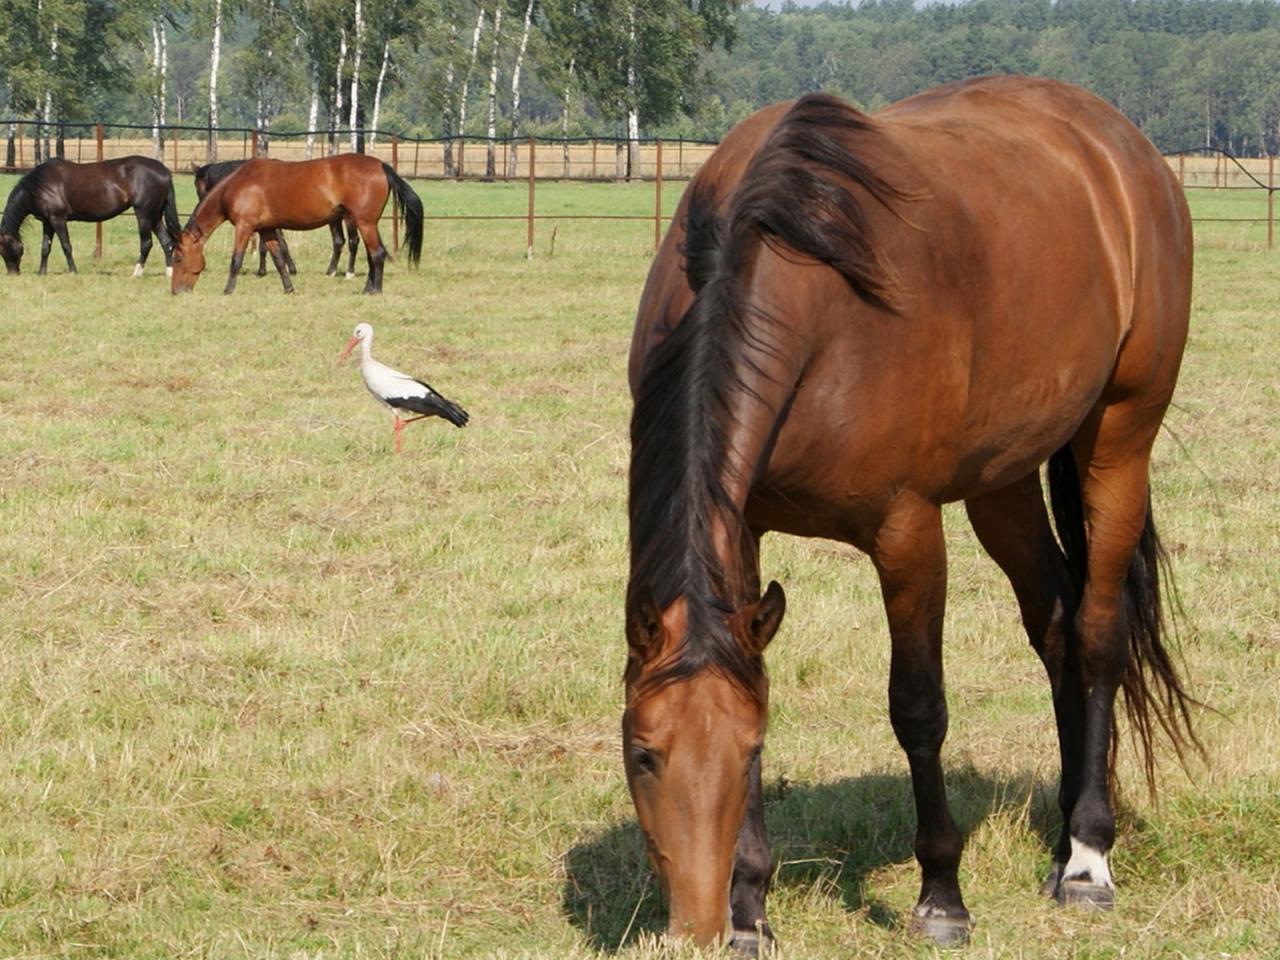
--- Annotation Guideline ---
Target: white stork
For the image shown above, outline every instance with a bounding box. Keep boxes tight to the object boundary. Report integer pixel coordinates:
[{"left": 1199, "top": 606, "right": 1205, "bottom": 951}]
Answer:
[{"left": 338, "top": 322, "right": 469, "bottom": 452}]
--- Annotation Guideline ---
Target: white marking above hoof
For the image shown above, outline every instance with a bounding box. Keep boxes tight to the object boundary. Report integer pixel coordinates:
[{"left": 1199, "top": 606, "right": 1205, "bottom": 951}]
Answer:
[
  {"left": 166, "top": 266, "right": 173, "bottom": 278},
  {"left": 345, "top": 271, "right": 356, "bottom": 280},
  {"left": 1063, "top": 838, "right": 1114, "bottom": 889},
  {"left": 132, "top": 263, "right": 145, "bottom": 278}
]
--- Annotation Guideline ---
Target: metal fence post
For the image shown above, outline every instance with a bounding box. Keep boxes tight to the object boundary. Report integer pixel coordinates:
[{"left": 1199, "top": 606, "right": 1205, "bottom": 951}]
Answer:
[
  {"left": 391, "top": 135, "right": 400, "bottom": 253},
  {"left": 527, "top": 137, "right": 536, "bottom": 259},
  {"left": 95, "top": 124, "right": 104, "bottom": 260},
  {"left": 655, "top": 139, "right": 664, "bottom": 252},
  {"left": 1269, "top": 155, "right": 1275, "bottom": 251}
]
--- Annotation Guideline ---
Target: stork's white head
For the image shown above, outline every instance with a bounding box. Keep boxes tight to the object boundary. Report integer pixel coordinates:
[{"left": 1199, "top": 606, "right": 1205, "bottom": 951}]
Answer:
[{"left": 339, "top": 322, "right": 374, "bottom": 363}]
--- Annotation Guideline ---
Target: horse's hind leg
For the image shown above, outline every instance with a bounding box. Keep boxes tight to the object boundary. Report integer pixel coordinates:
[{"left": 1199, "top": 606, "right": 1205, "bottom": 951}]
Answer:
[
  {"left": 965, "top": 473, "right": 1083, "bottom": 896},
  {"left": 356, "top": 221, "right": 386, "bottom": 294},
  {"left": 256, "top": 232, "right": 270, "bottom": 277},
  {"left": 134, "top": 214, "right": 155, "bottom": 277},
  {"left": 873, "top": 496, "right": 970, "bottom": 945}
]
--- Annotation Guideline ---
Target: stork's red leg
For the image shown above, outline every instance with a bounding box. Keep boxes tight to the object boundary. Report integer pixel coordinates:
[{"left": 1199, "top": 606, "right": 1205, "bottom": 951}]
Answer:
[{"left": 393, "top": 416, "right": 404, "bottom": 453}]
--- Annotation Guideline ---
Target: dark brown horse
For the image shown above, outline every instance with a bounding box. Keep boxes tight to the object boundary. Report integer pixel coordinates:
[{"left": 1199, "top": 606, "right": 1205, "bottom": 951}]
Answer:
[
  {"left": 193, "top": 160, "right": 361, "bottom": 278},
  {"left": 625, "top": 76, "right": 1199, "bottom": 952},
  {"left": 171, "top": 153, "right": 423, "bottom": 295},
  {"left": 0, "top": 156, "right": 180, "bottom": 276}
]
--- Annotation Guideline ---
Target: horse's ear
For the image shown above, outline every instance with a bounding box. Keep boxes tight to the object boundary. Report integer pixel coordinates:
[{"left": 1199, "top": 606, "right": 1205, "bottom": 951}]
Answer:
[
  {"left": 746, "top": 581, "right": 786, "bottom": 654},
  {"left": 627, "top": 591, "right": 664, "bottom": 660}
]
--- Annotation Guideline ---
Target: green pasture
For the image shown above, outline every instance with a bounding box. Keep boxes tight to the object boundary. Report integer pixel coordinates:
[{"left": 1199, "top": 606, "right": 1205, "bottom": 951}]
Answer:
[{"left": 0, "top": 176, "right": 1276, "bottom": 959}]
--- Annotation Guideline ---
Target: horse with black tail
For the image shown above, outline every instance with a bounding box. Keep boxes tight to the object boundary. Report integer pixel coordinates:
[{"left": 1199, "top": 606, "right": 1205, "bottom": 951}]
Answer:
[
  {"left": 0, "top": 156, "right": 181, "bottom": 276},
  {"left": 172, "top": 154, "right": 423, "bottom": 295},
  {"left": 624, "top": 76, "right": 1202, "bottom": 953}
]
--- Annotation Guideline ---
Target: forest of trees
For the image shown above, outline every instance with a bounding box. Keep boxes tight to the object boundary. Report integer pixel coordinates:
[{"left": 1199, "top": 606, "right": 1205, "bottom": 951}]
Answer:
[{"left": 3, "top": 0, "right": 1280, "bottom": 159}]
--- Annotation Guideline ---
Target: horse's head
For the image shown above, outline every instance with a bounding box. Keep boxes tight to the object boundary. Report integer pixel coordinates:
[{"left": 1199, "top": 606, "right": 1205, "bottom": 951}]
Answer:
[
  {"left": 622, "top": 581, "right": 785, "bottom": 946},
  {"left": 0, "top": 232, "right": 22, "bottom": 274},
  {"left": 170, "top": 230, "right": 205, "bottom": 293}
]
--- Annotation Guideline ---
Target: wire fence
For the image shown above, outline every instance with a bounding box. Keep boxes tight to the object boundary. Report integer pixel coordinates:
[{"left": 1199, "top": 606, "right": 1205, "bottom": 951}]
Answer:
[
  {"left": 3, "top": 121, "right": 1278, "bottom": 254},
  {"left": 0, "top": 119, "right": 718, "bottom": 182}
]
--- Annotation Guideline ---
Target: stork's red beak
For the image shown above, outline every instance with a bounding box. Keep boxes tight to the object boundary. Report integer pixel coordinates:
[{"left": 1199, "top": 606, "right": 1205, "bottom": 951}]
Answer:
[{"left": 338, "top": 336, "right": 359, "bottom": 364}]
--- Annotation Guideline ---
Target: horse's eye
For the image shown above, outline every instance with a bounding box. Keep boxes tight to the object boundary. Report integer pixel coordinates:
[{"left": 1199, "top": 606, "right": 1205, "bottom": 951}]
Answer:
[{"left": 630, "top": 745, "right": 659, "bottom": 775}]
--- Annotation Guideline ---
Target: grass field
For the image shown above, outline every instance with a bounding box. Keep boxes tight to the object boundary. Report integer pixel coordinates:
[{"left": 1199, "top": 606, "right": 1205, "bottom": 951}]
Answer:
[{"left": 0, "top": 175, "right": 1277, "bottom": 959}]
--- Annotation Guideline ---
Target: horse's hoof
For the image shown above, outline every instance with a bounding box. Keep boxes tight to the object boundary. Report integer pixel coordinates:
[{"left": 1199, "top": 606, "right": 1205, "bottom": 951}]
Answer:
[
  {"left": 1056, "top": 879, "right": 1115, "bottom": 911},
  {"left": 910, "top": 910, "right": 972, "bottom": 948},
  {"left": 728, "top": 926, "right": 776, "bottom": 957},
  {"left": 1040, "top": 862, "right": 1065, "bottom": 898}
]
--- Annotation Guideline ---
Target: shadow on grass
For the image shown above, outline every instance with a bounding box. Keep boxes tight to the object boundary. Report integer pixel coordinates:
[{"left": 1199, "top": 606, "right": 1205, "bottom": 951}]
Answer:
[{"left": 562, "top": 764, "right": 1061, "bottom": 953}]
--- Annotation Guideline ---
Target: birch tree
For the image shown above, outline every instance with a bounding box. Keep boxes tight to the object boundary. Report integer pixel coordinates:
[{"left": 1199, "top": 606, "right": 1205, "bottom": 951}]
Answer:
[
  {"left": 348, "top": 0, "right": 364, "bottom": 150},
  {"left": 484, "top": 5, "right": 502, "bottom": 178},
  {"left": 208, "top": 0, "right": 224, "bottom": 160},
  {"left": 506, "top": 0, "right": 535, "bottom": 178},
  {"left": 150, "top": 18, "right": 167, "bottom": 158},
  {"left": 457, "top": 4, "right": 486, "bottom": 167}
]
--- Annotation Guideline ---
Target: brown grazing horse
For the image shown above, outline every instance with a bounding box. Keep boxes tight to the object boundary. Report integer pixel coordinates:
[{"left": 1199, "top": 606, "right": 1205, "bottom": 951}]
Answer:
[
  {"left": 171, "top": 153, "right": 423, "bottom": 295},
  {"left": 625, "top": 76, "right": 1199, "bottom": 952},
  {"left": 193, "top": 160, "right": 361, "bottom": 278},
  {"left": 0, "top": 156, "right": 180, "bottom": 276}
]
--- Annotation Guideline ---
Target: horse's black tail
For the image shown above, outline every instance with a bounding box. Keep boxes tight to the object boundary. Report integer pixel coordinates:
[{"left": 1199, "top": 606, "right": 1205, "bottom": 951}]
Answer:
[
  {"left": 1047, "top": 447, "right": 1203, "bottom": 795},
  {"left": 164, "top": 177, "right": 182, "bottom": 239},
  {"left": 382, "top": 163, "right": 423, "bottom": 267}
]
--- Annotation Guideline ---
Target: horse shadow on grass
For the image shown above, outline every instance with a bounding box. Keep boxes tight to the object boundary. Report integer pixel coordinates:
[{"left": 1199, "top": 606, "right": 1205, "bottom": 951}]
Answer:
[{"left": 562, "top": 764, "right": 1063, "bottom": 952}]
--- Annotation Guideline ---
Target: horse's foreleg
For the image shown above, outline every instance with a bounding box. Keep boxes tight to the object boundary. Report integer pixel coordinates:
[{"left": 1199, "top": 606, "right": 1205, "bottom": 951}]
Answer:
[
  {"left": 256, "top": 231, "right": 271, "bottom": 277},
  {"left": 874, "top": 497, "right": 970, "bottom": 947},
  {"left": 965, "top": 473, "right": 1082, "bottom": 898},
  {"left": 728, "top": 750, "right": 776, "bottom": 956},
  {"left": 263, "top": 233, "right": 295, "bottom": 294},
  {"left": 39, "top": 222, "right": 54, "bottom": 275},
  {"left": 54, "top": 221, "right": 76, "bottom": 273},
  {"left": 224, "top": 224, "right": 255, "bottom": 295}
]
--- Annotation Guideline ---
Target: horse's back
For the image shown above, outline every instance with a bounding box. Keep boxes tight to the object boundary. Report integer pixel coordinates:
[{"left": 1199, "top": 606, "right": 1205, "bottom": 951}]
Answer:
[{"left": 632, "top": 76, "right": 1192, "bottom": 517}]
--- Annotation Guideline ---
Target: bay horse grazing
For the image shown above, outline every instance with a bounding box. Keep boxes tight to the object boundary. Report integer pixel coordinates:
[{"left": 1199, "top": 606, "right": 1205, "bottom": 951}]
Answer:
[
  {"left": 171, "top": 153, "right": 423, "bottom": 295},
  {"left": 625, "top": 76, "right": 1199, "bottom": 952},
  {"left": 193, "top": 160, "right": 361, "bottom": 278},
  {"left": 0, "top": 156, "right": 181, "bottom": 276}
]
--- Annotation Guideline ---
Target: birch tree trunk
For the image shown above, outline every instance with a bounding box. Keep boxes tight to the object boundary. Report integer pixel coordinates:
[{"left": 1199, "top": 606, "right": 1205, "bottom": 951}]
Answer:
[
  {"left": 457, "top": 4, "right": 487, "bottom": 172},
  {"left": 151, "top": 20, "right": 167, "bottom": 158},
  {"left": 561, "top": 57, "right": 575, "bottom": 178},
  {"left": 43, "top": 22, "right": 58, "bottom": 159},
  {"left": 348, "top": 0, "right": 364, "bottom": 152},
  {"left": 506, "top": 0, "right": 535, "bottom": 178},
  {"left": 331, "top": 28, "right": 347, "bottom": 153},
  {"left": 208, "top": 0, "right": 223, "bottom": 161},
  {"left": 369, "top": 39, "right": 390, "bottom": 148},
  {"left": 625, "top": 4, "right": 640, "bottom": 180},
  {"left": 484, "top": 7, "right": 502, "bottom": 179},
  {"left": 306, "top": 67, "right": 320, "bottom": 158},
  {"left": 442, "top": 22, "right": 459, "bottom": 175}
]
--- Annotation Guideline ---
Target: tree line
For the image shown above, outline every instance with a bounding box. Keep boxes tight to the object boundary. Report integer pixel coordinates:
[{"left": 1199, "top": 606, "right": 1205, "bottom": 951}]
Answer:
[{"left": 3, "top": 0, "right": 1280, "bottom": 165}]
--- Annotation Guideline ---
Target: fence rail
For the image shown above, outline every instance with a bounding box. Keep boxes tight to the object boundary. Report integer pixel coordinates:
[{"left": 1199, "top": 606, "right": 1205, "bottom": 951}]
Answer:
[
  {"left": 0, "top": 119, "right": 717, "bottom": 182},
  {"left": 3, "top": 121, "right": 1278, "bottom": 254}
]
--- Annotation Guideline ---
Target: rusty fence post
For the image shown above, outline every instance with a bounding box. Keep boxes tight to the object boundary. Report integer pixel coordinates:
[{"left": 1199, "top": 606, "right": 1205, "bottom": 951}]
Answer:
[
  {"left": 251, "top": 129, "right": 259, "bottom": 158},
  {"left": 391, "top": 135, "right": 400, "bottom": 253},
  {"left": 1269, "top": 155, "right": 1275, "bottom": 251},
  {"left": 655, "top": 139, "right": 664, "bottom": 252},
  {"left": 96, "top": 124, "right": 105, "bottom": 260},
  {"left": 527, "top": 137, "right": 536, "bottom": 259}
]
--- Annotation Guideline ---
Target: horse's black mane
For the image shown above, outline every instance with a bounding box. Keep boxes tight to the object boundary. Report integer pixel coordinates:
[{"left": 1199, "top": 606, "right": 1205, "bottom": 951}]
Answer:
[
  {"left": 1, "top": 160, "right": 65, "bottom": 238},
  {"left": 627, "top": 93, "right": 911, "bottom": 703}
]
